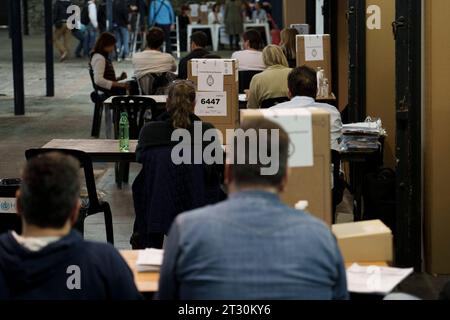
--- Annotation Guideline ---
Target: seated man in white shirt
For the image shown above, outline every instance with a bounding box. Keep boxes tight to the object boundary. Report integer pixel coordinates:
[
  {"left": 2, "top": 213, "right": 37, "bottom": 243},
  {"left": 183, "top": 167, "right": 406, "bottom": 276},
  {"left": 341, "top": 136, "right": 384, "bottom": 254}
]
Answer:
[
  {"left": 272, "top": 66, "right": 343, "bottom": 150},
  {"left": 231, "top": 29, "right": 266, "bottom": 71},
  {"left": 132, "top": 27, "right": 177, "bottom": 79}
]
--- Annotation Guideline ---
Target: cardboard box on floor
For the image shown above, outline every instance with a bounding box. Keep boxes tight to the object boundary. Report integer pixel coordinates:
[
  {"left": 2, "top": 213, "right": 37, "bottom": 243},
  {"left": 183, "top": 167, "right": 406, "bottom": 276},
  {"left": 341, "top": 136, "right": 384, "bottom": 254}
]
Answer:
[
  {"left": 332, "top": 220, "right": 393, "bottom": 263},
  {"left": 189, "top": 59, "right": 239, "bottom": 143},
  {"left": 296, "top": 34, "right": 333, "bottom": 95},
  {"left": 240, "top": 108, "right": 332, "bottom": 225}
]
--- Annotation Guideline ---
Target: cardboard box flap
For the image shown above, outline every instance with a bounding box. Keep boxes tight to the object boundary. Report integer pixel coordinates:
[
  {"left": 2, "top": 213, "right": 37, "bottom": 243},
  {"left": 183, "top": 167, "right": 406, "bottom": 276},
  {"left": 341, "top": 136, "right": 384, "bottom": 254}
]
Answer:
[{"left": 332, "top": 220, "right": 392, "bottom": 240}]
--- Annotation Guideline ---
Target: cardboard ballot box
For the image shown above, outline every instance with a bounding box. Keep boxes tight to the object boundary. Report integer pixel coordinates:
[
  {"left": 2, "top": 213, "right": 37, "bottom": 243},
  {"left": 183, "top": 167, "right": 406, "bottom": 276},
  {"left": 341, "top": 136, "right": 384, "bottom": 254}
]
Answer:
[
  {"left": 240, "top": 108, "right": 332, "bottom": 225},
  {"left": 189, "top": 59, "right": 239, "bottom": 143},
  {"left": 332, "top": 220, "right": 394, "bottom": 263},
  {"left": 297, "top": 34, "right": 332, "bottom": 95}
]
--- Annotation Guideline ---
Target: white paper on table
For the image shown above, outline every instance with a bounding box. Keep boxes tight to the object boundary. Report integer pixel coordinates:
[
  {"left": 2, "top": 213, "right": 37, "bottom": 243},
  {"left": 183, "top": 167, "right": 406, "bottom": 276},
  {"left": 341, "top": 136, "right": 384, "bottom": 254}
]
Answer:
[
  {"left": 304, "top": 35, "right": 324, "bottom": 61},
  {"left": 346, "top": 264, "right": 414, "bottom": 295},
  {"left": 198, "top": 72, "right": 224, "bottom": 92},
  {"left": 136, "top": 249, "right": 164, "bottom": 272},
  {"left": 261, "top": 108, "right": 314, "bottom": 168},
  {"left": 190, "top": 4, "right": 199, "bottom": 17},
  {"left": 195, "top": 92, "right": 227, "bottom": 116},
  {"left": 0, "top": 198, "right": 17, "bottom": 214}
]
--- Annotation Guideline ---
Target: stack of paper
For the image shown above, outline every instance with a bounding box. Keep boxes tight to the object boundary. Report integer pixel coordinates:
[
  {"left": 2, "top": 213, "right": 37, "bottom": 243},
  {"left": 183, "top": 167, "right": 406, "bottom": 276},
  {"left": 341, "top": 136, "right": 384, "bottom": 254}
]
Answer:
[
  {"left": 136, "top": 249, "right": 164, "bottom": 272},
  {"left": 346, "top": 264, "right": 414, "bottom": 295}
]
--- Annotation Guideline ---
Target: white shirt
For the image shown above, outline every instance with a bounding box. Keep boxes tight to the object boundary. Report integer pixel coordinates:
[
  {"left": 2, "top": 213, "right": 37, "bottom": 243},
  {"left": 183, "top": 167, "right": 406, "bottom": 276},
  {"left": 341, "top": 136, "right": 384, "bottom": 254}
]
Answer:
[
  {"left": 231, "top": 50, "right": 265, "bottom": 71},
  {"left": 12, "top": 231, "right": 61, "bottom": 252},
  {"left": 88, "top": 1, "right": 98, "bottom": 29},
  {"left": 272, "top": 96, "right": 343, "bottom": 150},
  {"left": 132, "top": 50, "right": 177, "bottom": 79},
  {"left": 91, "top": 53, "right": 113, "bottom": 90},
  {"left": 208, "top": 12, "right": 223, "bottom": 25}
]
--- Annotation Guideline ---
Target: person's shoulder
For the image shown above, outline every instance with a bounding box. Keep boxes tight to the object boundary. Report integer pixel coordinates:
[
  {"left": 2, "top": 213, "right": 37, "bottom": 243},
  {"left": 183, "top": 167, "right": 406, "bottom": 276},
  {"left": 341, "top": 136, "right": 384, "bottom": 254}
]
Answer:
[
  {"left": 176, "top": 201, "right": 226, "bottom": 228},
  {"left": 284, "top": 208, "right": 335, "bottom": 240},
  {"left": 82, "top": 240, "right": 126, "bottom": 264},
  {"left": 314, "top": 102, "right": 341, "bottom": 114}
]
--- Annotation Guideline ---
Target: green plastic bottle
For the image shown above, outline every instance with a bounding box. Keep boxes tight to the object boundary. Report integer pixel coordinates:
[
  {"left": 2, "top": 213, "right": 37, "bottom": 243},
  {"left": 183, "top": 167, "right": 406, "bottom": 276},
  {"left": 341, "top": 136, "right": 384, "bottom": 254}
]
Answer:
[{"left": 119, "top": 112, "right": 129, "bottom": 152}]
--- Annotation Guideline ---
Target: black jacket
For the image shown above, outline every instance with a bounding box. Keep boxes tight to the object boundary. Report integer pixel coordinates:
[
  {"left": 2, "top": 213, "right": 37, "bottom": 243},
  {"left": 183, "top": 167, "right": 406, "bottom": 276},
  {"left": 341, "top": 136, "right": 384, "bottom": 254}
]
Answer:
[
  {"left": 113, "top": 0, "right": 130, "bottom": 28},
  {"left": 0, "top": 230, "right": 142, "bottom": 300},
  {"left": 177, "top": 48, "right": 210, "bottom": 80}
]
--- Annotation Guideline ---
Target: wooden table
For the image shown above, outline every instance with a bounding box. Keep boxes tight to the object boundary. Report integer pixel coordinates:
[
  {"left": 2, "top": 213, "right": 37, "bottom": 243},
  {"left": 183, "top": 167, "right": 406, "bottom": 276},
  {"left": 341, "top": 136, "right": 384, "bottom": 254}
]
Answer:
[
  {"left": 120, "top": 249, "right": 389, "bottom": 294},
  {"left": 42, "top": 139, "right": 139, "bottom": 163},
  {"left": 121, "top": 250, "right": 160, "bottom": 293}
]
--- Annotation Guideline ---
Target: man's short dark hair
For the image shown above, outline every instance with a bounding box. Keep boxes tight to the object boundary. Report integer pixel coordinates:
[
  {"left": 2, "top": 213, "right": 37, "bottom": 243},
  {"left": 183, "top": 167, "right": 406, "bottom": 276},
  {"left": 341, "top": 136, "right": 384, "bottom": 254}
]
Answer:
[
  {"left": 230, "top": 118, "right": 290, "bottom": 189},
  {"left": 146, "top": 27, "right": 165, "bottom": 49},
  {"left": 19, "top": 153, "right": 81, "bottom": 229},
  {"left": 288, "top": 66, "right": 318, "bottom": 99},
  {"left": 243, "top": 29, "right": 263, "bottom": 50},
  {"left": 191, "top": 31, "right": 208, "bottom": 48}
]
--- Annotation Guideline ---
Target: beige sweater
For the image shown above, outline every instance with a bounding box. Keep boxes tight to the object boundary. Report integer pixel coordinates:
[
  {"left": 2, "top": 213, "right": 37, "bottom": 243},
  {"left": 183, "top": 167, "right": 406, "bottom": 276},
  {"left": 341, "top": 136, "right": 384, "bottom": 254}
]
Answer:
[{"left": 247, "top": 65, "right": 292, "bottom": 109}]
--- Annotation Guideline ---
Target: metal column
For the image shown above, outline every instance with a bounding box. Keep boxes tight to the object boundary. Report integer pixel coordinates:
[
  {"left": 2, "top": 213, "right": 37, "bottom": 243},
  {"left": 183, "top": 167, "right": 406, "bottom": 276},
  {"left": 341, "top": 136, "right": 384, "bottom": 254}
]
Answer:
[
  {"left": 9, "top": 0, "right": 25, "bottom": 115},
  {"left": 44, "top": 0, "right": 54, "bottom": 97}
]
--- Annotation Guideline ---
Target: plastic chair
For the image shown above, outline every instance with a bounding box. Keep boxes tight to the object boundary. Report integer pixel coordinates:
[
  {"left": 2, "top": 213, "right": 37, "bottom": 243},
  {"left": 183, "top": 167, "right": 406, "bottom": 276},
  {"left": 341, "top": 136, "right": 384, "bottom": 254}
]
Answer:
[
  {"left": 111, "top": 96, "right": 163, "bottom": 188},
  {"left": 137, "top": 72, "right": 177, "bottom": 95},
  {"left": 238, "top": 70, "right": 263, "bottom": 93},
  {"left": 88, "top": 64, "right": 107, "bottom": 138},
  {"left": 25, "top": 149, "right": 114, "bottom": 244},
  {"left": 260, "top": 97, "right": 290, "bottom": 109}
]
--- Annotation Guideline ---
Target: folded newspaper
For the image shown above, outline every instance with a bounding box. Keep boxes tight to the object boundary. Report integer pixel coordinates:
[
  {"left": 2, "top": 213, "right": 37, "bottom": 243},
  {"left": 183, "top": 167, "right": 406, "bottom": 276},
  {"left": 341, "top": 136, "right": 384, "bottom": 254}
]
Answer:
[
  {"left": 136, "top": 249, "right": 164, "bottom": 272},
  {"left": 346, "top": 263, "right": 414, "bottom": 295}
]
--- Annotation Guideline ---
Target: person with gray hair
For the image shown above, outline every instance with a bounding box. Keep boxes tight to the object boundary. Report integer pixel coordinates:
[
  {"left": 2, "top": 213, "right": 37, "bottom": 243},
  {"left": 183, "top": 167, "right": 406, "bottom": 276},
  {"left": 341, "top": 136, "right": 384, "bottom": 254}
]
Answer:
[{"left": 158, "top": 118, "right": 348, "bottom": 300}]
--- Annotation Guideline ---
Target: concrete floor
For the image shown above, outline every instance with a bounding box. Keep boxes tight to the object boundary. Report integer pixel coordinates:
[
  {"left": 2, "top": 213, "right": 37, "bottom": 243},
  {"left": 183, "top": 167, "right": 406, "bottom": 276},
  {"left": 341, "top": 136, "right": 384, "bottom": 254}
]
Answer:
[{"left": 1, "top": 30, "right": 449, "bottom": 299}]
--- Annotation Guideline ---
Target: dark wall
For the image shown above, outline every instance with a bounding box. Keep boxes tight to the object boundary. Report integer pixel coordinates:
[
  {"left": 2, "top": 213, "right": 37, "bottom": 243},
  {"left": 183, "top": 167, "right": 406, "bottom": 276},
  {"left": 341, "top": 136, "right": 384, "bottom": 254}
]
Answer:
[{"left": 267, "top": 0, "right": 283, "bottom": 28}]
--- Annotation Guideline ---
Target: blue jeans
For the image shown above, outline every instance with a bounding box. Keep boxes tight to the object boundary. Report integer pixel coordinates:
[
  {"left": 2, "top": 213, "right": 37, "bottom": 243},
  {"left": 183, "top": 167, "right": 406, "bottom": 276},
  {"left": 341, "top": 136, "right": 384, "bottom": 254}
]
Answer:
[
  {"left": 72, "top": 29, "right": 85, "bottom": 57},
  {"left": 114, "top": 26, "right": 130, "bottom": 59},
  {"left": 84, "top": 24, "right": 97, "bottom": 56}
]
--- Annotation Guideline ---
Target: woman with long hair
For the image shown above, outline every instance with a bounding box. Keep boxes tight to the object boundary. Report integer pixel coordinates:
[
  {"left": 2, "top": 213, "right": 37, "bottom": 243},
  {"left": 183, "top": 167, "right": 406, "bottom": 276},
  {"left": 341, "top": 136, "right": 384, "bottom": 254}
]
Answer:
[
  {"left": 280, "top": 28, "right": 299, "bottom": 68},
  {"left": 90, "top": 32, "right": 129, "bottom": 95}
]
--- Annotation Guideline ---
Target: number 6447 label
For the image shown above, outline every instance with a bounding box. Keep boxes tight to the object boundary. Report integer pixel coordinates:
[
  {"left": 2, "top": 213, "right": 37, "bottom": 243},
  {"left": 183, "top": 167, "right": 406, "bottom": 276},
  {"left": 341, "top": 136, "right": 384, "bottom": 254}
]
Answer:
[{"left": 195, "top": 92, "right": 227, "bottom": 117}]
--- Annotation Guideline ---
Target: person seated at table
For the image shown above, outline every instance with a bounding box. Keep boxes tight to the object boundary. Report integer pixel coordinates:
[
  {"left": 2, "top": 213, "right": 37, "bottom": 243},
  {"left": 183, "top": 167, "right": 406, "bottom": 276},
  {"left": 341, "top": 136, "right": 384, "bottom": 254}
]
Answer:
[
  {"left": 0, "top": 153, "right": 141, "bottom": 300},
  {"left": 132, "top": 27, "right": 177, "bottom": 79},
  {"left": 280, "top": 28, "right": 299, "bottom": 68},
  {"left": 178, "top": 31, "right": 210, "bottom": 80},
  {"left": 90, "top": 32, "right": 130, "bottom": 95},
  {"left": 271, "top": 66, "right": 343, "bottom": 150},
  {"left": 231, "top": 29, "right": 265, "bottom": 71},
  {"left": 158, "top": 118, "right": 349, "bottom": 300},
  {"left": 132, "top": 80, "right": 224, "bottom": 249},
  {"left": 208, "top": 3, "right": 223, "bottom": 25},
  {"left": 247, "top": 45, "right": 292, "bottom": 108},
  {"left": 252, "top": 1, "right": 268, "bottom": 22}
]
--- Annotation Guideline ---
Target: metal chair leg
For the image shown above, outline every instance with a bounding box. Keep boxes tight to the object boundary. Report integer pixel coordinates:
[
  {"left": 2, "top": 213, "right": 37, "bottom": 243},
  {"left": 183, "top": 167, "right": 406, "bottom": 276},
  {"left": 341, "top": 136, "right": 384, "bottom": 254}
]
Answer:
[{"left": 102, "top": 203, "right": 114, "bottom": 245}]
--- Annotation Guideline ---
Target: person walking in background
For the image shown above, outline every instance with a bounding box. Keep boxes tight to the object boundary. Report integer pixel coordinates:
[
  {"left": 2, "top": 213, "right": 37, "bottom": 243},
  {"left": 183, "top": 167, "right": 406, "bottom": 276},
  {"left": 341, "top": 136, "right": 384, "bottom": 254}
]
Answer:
[
  {"left": 224, "top": 0, "right": 244, "bottom": 50},
  {"left": 113, "top": 0, "right": 131, "bottom": 62},
  {"left": 149, "top": 0, "right": 175, "bottom": 54},
  {"left": 53, "top": 0, "right": 73, "bottom": 62},
  {"left": 280, "top": 28, "right": 299, "bottom": 68},
  {"left": 178, "top": 5, "right": 191, "bottom": 52},
  {"left": 97, "top": 0, "right": 107, "bottom": 33},
  {"left": 71, "top": 14, "right": 86, "bottom": 58},
  {"left": 82, "top": 0, "right": 99, "bottom": 55}
]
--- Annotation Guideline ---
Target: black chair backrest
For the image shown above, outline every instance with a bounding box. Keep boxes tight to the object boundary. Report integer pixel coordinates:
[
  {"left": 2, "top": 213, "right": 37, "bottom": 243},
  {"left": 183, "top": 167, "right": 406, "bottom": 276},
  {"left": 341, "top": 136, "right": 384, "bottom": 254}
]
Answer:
[
  {"left": 25, "top": 149, "right": 101, "bottom": 211},
  {"left": 111, "top": 96, "right": 161, "bottom": 139},
  {"left": 0, "top": 182, "right": 21, "bottom": 234},
  {"left": 138, "top": 72, "right": 177, "bottom": 95},
  {"left": 238, "top": 70, "right": 263, "bottom": 93},
  {"left": 260, "top": 97, "right": 290, "bottom": 109}
]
